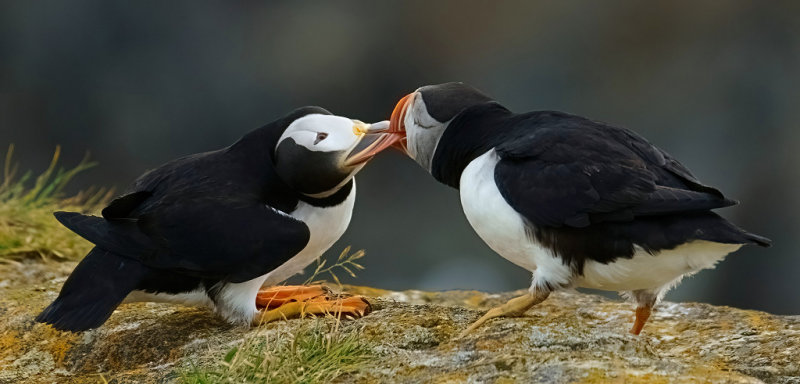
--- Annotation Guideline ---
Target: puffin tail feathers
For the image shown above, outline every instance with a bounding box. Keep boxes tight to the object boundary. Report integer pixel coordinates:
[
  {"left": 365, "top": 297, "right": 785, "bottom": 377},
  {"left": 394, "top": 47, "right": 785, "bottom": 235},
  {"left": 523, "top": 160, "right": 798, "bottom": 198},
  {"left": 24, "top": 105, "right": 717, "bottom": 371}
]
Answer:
[
  {"left": 36, "top": 247, "right": 146, "bottom": 332},
  {"left": 742, "top": 231, "right": 772, "bottom": 248}
]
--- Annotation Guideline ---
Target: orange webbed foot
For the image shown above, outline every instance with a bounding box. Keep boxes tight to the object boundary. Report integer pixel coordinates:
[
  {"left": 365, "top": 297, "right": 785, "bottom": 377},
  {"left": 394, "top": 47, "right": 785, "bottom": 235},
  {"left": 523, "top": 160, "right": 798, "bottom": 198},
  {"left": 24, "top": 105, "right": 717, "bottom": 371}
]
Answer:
[
  {"left": 252, "top": 285, "right": 371, "bottom": 325},
  {"left": 255, "top": 285, "right": 330, "bottom": 310}
]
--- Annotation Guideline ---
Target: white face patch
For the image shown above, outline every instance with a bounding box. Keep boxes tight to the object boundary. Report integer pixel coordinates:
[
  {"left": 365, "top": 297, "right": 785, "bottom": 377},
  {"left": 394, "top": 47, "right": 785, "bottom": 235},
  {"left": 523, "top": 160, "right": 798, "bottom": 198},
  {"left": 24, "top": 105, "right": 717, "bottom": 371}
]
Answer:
[
  {"left": 404, "top": 94, "right": 449, "bottom": 173},
  {"left": 278, "top": 114, "right": 361, "bottom": 153}
]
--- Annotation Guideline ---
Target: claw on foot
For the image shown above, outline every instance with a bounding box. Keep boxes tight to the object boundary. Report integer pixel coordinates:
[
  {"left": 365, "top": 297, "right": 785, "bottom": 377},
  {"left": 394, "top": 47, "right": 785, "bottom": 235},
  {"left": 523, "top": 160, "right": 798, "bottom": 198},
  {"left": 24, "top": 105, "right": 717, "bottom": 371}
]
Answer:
[{"left": 457, "top": 291, "right": 549, "bottom": 339}]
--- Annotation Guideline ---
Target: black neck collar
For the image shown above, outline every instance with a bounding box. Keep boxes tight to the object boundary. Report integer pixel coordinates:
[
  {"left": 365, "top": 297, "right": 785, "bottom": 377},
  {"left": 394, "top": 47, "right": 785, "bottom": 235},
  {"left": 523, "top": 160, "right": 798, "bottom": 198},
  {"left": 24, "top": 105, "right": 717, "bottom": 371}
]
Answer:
[
  {"left": 297, "top": 179, "right": 354, "bottom": 207},
  {"left": 431, "top": 102, "right": 514, "bottom": 189}
]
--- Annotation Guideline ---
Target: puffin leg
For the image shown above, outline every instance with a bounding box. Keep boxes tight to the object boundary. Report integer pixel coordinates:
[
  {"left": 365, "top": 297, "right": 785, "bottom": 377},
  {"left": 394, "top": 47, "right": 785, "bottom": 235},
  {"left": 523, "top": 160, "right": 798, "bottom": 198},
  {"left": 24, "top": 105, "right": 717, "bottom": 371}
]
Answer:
[
  {"left": 630, "top": 305, "right": 652, "bottom": 335},
  {"left": 252, "top": 295, "right": 371, "bottom": 325},
  {"left": 255, "top": 285, "right": 330, "bottom": 309},
  {"left": 458, "top": 290, "right": 550, "bottom": 338},
  {"left": 629, "top": 289, "right": 657, "bottom": 335}
]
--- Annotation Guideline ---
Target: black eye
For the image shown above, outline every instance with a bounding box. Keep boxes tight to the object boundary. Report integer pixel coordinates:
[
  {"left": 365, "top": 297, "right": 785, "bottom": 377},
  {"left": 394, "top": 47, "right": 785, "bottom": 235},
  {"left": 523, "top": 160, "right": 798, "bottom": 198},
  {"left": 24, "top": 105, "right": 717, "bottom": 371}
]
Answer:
[{"left": 314, "top": 132, "right": 328, "bottom": 145}]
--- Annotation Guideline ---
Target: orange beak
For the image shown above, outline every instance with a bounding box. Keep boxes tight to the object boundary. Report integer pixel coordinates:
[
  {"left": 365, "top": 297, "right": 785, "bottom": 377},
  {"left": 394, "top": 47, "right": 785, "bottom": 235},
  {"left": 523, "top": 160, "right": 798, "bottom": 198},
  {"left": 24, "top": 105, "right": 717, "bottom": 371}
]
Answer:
[
  {"left": 343, "top": 121, "right": 405, "bottom": 167},
  {"left": 387, "top": 93, "right": 413, "bottom": 153}
]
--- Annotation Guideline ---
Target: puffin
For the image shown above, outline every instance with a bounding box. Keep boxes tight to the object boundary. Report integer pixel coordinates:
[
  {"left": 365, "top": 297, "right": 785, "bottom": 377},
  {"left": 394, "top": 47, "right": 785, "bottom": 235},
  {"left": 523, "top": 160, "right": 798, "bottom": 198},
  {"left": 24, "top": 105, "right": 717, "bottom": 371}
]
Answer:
[
  {"left": 380, "top": 82, "right": 771, "bottom": 336},
  {"left": 36, "top": 106, "right": 402, "bottom": 332}
]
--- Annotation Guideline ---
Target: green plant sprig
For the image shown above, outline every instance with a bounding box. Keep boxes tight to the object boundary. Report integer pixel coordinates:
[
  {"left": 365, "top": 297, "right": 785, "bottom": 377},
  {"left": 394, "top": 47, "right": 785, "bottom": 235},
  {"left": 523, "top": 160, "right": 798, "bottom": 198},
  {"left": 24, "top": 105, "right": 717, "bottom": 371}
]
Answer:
[{"left": 303, "top": 246, "right": 365, "bottom": 288}]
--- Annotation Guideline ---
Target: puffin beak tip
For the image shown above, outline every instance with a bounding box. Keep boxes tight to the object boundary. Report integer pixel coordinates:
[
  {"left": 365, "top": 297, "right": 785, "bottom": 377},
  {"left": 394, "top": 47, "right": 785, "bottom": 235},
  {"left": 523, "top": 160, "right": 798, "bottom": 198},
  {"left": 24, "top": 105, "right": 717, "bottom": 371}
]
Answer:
[
  {"left": 343, "top": 92, "right": 414, "bottom": 166},
  {"left": 344, "top": 121, "right": 404, "bottom": 167}
]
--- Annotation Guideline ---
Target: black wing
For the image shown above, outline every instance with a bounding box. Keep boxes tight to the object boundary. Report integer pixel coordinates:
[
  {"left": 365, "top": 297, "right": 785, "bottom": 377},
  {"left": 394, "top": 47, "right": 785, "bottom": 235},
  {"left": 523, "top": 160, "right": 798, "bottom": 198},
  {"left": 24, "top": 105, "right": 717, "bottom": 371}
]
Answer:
[
  {"left": 56, "top": 200, "right": 309, "bottom": 283},
  {"left": 56, "top": 150, "right": 311, "bottom": 283},
  {"left": 494, "top": 112, "right": 736, "bottom": 229}
]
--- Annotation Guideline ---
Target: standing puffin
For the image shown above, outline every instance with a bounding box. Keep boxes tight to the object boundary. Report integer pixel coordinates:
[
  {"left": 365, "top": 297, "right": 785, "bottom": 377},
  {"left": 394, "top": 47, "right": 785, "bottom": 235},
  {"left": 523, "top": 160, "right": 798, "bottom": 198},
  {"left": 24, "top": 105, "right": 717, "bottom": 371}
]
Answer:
[
  {"left": 36, "top": 107, "right": 402, "bottom": 332},
  {"left": 381, "top": 82, "right": 771, "bottom": 336}
]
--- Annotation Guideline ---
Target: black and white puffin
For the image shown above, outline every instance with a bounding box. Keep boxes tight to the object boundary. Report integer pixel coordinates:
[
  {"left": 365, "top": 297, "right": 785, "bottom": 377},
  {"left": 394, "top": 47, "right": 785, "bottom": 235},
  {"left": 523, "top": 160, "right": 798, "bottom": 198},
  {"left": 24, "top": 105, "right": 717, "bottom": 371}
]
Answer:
[
  {"left": 380, "top": 82, "right": 771, "bottom": 336},
  {"left": 36, "top": 106, "right": 402, "bottom": 332}
]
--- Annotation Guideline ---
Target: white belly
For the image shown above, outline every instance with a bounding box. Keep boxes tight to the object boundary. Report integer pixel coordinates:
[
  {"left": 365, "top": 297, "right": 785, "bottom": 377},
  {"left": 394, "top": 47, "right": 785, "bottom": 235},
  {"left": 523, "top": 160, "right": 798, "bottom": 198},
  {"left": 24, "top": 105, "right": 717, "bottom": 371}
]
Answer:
[
  {"left": 197, "top": 181, "right": 355, "bottom": 324},
  {"left": 459, "top": 149, "right": 742, "bottom": 293},
  {"left": 261, "top": 181, "right": 356, "bottom": 286},
  {"left": 576, "top": 241, "right": 741, "bottom": 291},
  {"left": 459, "top": 150, "right": 573, "bottom": 288}
]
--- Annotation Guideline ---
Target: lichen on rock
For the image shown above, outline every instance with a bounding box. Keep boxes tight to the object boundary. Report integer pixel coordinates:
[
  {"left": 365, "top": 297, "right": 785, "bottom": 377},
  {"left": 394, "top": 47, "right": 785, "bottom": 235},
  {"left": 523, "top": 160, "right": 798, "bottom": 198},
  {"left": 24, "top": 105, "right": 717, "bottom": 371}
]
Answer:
[{"left": 0, "top": 266, "right": 798, "bottom": 383}]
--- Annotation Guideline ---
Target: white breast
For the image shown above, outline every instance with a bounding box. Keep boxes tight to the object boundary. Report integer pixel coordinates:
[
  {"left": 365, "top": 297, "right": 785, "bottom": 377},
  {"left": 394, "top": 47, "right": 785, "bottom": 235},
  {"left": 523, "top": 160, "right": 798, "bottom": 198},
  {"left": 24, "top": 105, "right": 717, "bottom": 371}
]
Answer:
[
  {"left": 261, "top": 181, "right": 356, "bottom": 286},
  {"left": 211, "top": 182, "right": 355, "bottom": 324},
  {"left": 459, "top": 150, "right": 573, "bottom": 288}
]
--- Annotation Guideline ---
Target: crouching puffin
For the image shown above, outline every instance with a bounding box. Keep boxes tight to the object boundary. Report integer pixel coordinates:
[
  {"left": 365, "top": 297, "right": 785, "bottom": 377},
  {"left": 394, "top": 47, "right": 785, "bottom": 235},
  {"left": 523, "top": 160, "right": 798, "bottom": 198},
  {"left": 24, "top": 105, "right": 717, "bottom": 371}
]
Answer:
[
  {"left": 380, "top": 82, "right": 771, "bottom": 336},
  {"left": 36, "top": 107, "right": 402, "bottom": 332}
]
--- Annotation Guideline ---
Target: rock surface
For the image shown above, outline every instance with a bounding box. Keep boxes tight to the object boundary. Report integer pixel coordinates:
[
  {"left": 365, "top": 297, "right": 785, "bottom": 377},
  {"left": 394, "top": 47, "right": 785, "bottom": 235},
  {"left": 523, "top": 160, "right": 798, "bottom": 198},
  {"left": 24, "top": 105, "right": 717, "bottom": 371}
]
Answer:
[{"left": 0, "top": 263, "right": 798, "bottom": 383}]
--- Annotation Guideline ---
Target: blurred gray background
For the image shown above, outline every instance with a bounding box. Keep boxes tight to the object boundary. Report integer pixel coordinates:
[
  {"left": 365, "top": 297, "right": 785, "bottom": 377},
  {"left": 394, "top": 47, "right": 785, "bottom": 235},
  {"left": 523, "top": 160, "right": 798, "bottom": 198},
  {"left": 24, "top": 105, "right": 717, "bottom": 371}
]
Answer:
[{"left": 1, "top": 1, "right": 797, "bottom": 314}]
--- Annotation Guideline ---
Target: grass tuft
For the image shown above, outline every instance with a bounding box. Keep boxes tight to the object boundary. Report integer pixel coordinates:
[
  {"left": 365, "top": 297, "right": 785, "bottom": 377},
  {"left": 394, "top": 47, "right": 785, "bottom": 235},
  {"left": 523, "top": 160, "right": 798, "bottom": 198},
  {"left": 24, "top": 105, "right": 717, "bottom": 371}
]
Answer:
[
  {"left": 303, "top": 246, "right": 365, "bottom": 288},
  {"left": 0, "top": 144, "right": 112, "bottom": 261},
  {"left": 180, "top": 321, "right": 373, "bottom": 384},
  {"left": 183, "top": 248, "right": 372, "bottom": 383}
]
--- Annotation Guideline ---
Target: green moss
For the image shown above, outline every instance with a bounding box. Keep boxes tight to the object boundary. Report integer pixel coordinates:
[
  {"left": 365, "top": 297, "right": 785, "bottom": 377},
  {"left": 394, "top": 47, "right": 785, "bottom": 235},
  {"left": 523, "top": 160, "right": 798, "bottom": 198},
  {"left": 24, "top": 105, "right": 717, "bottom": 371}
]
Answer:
[
  {"left": 0, "top": 238, "right": 23, "bottom": 251},
  {"left": 180, "top": 321, "right": 373, "bottom": 384}
]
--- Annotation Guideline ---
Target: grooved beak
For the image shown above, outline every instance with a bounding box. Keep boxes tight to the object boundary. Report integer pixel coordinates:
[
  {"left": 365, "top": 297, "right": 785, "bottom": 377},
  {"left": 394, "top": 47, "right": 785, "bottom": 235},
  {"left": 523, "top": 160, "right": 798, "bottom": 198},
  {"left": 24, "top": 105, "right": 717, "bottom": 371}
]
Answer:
[
  {"left": 344, "top": 121, "right": 404, "bottom": 167},
  {"left": 388, "top": 93, "right": 412, "bottom": 153}
]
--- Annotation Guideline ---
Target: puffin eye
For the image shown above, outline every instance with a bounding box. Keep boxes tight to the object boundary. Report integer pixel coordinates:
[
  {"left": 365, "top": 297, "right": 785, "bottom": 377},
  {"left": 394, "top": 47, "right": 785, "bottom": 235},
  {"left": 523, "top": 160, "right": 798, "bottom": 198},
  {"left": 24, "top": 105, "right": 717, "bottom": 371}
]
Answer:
[{"left": 314, "top": 132, "right": 328, "bottom": 145}]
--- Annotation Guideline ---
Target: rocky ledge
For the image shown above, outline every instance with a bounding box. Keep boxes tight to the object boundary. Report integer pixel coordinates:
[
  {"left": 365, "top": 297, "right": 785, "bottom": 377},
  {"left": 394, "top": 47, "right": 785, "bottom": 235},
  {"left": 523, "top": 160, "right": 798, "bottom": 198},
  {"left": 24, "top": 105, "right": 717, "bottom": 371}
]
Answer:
[{"left": 0, "top": 265, "right": 798, "bottom": 383}]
